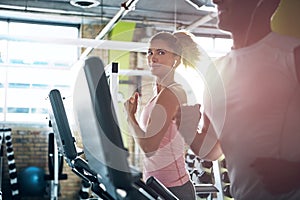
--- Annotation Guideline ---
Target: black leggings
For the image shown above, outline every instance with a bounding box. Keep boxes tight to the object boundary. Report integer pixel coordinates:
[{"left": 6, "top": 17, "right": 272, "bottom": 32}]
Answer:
[{"left": 167, "top": 180, "right": 196, "bottom": 200}]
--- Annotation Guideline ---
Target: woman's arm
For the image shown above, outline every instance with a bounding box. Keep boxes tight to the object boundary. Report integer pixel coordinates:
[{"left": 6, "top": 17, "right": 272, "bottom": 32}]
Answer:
[
  {"left": 125, "top": 88, "right": 180, "bottom": 155},
  {"left": 176, "top": 105, "right": 222, "bottom": 161},
  {"left": 190, "top": 113, "right": 222, "bottom": 161}
]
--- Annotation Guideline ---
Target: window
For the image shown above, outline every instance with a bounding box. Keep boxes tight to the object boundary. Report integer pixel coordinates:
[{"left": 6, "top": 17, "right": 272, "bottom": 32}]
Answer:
[
  {"left": 196, "top": 36, "right": 232, "bottom": 58},
  {"left": 0, "top": 21, "right": 79, "bottom": 126}
]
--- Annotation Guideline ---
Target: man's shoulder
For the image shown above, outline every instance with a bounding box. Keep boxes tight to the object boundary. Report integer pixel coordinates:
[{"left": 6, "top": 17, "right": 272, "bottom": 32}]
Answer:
[{"left": 268, "top": 32, "right": 300, "bottom": 50}]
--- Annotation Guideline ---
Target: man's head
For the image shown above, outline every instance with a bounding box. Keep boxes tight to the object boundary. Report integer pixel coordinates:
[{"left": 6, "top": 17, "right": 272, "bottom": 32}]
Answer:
[{"left": 212, "top": 0, "right": 281, "bottom": 34}]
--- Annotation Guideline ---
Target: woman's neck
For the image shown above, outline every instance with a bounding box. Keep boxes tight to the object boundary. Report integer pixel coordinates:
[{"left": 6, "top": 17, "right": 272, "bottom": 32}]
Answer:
[
  {"left": 157, "top": 76, "right": 175, "bottom": 84},
  {"left": 156, "top": 78, "right": 175, "bottom": 93}
]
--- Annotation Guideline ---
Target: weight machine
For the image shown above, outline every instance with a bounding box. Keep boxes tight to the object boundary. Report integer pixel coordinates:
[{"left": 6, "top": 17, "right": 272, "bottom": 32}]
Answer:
[
  {"left": 47, "top": 56, "right": 180, "bottom": 199},
  {"left": 44, "top": 131, "right": 68, "bottom": 200}
]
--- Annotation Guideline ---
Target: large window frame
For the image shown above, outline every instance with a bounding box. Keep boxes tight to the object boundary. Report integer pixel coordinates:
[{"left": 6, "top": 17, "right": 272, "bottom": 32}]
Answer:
[{"left": 0, "top": 20, "right": 79, "bottom": 126}]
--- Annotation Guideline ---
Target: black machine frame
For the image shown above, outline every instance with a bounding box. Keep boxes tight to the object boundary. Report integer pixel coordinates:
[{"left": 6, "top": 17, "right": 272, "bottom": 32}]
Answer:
[{"left": 47, "top": 56, "right": 179, "bottom": 200}]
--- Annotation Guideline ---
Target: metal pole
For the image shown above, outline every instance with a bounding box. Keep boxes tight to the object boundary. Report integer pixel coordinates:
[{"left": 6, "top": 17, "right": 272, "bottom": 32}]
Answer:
[{"left": 79, "top": 0, "right": 140, "bottom": 60}]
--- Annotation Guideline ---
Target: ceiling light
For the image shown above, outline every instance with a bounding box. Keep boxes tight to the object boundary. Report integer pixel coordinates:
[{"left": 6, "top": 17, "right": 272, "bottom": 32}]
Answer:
[{"left": 70, "top": 0, "right": 100, "bottom": 8}]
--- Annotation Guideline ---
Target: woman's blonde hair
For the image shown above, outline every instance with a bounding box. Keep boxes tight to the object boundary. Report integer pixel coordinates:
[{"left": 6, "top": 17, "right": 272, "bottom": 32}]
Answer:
[{"left": 149, "top": 30, "right": 201, "bottom": 68}]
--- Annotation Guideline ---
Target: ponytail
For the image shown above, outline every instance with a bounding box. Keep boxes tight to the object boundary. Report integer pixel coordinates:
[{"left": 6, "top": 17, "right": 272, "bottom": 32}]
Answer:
[{"left": 173, "top": 30, "right": 201, "bottom": 68}]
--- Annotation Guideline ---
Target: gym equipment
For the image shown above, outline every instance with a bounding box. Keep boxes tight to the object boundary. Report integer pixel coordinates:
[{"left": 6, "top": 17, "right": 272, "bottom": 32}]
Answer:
[
  {"left": 146, "top": 177, "right": 178, "bottom": 200},
  {"left": 0, "top": 128, "right": 20, "bottom": 200},
  {"left": 44, "top": 132, "right": 68, "bottom": 200},
  {"left": 0, "top": 131, "right": 3, "bottom": 200},
  {"left": 221, "top": 171, "right": 230, "bottom": 184},
  {"left": 18, "top": 166, "right": 46, "bottom": 196},
  {"left": 197, "top": 191, "right": 210, "bottom": 199},
  {"left": 220, "top": 158, "right": 227, "bottom": 168},
  {"left": 78, "top": 180, "right": 91, "bottom": 200},
  {"left": 201, "top": 160, "right": 213, "bottom": 169},
  {"left": 198, "top": 171, "right": 213, "bottom": 184},
  {"left": 185, "top": 154, "right": 195, "bottom": 172},
  {"left": 223, "top": 184, "right": 232, "bottom": 198},
  {"left": 47, "top": 56, "right": 180, "bottom": 199},
  {"left": 185, "top": 148, "right": 219, "bottom": 199}
]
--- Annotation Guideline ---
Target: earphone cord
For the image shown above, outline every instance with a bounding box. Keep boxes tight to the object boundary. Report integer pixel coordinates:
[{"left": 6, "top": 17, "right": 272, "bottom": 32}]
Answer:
[
  {"left": 243, "top": 1, "right": 262, "bottom": 47},
  {"left": 158, "top": 66, "right": 175, "bottom": 87}
]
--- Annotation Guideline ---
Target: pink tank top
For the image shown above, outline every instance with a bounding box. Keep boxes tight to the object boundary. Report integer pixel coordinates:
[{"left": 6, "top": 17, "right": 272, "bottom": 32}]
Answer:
[{"left": 139, "top": 91, "right": 190, "bottom": 187}]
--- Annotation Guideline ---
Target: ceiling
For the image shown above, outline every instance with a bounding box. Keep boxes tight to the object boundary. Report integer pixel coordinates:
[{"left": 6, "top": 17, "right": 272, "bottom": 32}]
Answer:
[{"left": 0, "top": 0, "right": 230, "bottom": 38}]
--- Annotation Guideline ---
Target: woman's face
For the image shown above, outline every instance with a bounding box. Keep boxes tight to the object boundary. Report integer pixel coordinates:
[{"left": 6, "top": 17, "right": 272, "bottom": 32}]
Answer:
[{"left": 147, "top": 39, "right": 178, "bottom": 78}]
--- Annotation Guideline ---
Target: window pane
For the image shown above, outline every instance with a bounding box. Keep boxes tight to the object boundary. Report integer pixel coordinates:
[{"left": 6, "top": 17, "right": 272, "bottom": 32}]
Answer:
[
  {"left": 0, "top": 21, "right": 8, "bottom": 34},
  {"left": 8, "top": 22, "right": 79, "bottom": 67},
  {"left": 4, "top": 67, "right": 73, "bottom": 124},
  {"left": 1, "top": 22, "right": 79, "bottom": 125},
  {"left": 215, "top": 38, "right": 233, "bottom": 52},
  {"left": 0, "top": 21, "right": 8, "bottom": 63},
  {"left": 0, "top": 68, "right": 5, "bottom": 121}
]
